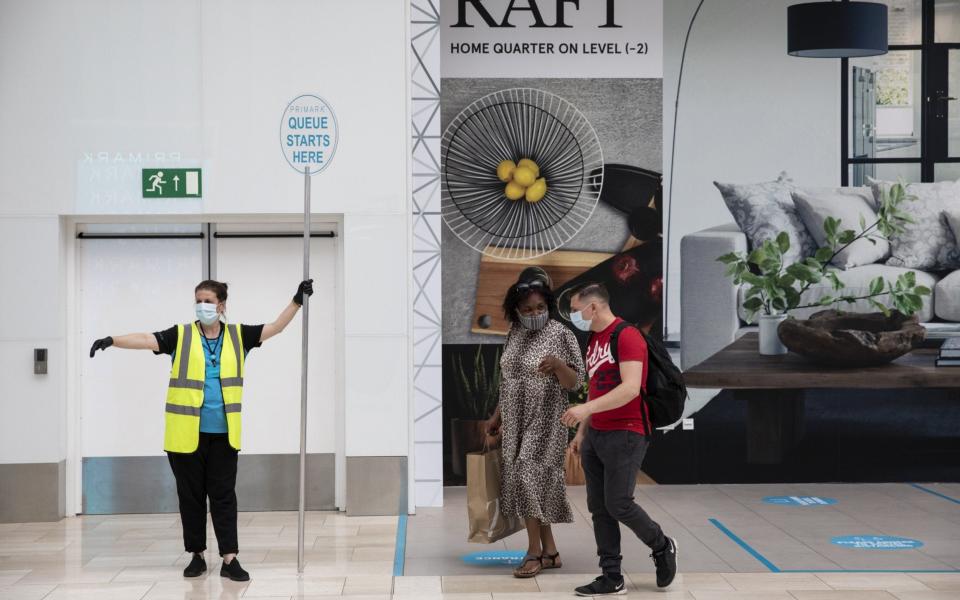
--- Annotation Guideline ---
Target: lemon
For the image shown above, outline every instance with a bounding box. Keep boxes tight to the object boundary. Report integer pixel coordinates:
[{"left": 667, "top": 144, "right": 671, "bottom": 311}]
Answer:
[
  {"left": 517, "top": 158, "right": 540, "bottom": 178},
  {"left": 496, "top": 159, "right": 517, "bottom": 183},
  {"left": 525, "top": 178, "right": 547, "bottom": 203},
  {"left": 513, "top": 166, "right": 536, "bottom": 188},
  {"left": 505, "top": 181, "right": 526, "bottom": 201}
]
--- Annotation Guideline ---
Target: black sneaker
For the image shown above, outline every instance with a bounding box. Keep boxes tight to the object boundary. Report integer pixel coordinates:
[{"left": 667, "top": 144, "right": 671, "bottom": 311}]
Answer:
[
  {"left": 220, "top": 557, "right": 250, "bottom": 582},
  {"left": 574, "top": 575, "right": 626, "bottom": 596},
  {"left": 183, "top": 553, "right": 206, "bottom": 578},
  {"left": 651, "top": 536, "right": 678, "bottom": 588}
]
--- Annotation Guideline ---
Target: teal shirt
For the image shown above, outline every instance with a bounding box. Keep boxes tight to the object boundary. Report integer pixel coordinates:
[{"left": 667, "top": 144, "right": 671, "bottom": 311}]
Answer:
[{"left": 199, "top": 332, "right": 228, "bottom": 434}]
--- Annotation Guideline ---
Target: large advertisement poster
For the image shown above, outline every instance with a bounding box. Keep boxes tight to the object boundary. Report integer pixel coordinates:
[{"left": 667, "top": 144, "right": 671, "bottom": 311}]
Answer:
[{"left": 440, "top": 0, "right": 664, "bottom": 485}]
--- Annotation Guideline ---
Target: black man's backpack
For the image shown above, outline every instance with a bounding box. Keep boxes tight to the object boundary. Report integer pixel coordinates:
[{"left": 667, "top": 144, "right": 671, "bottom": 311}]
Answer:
[{"left": 609, "top": 322, "right": 687, "bottom": 430}]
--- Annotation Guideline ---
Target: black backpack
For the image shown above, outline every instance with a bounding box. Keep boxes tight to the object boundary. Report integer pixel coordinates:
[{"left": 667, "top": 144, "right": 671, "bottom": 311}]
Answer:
[{"left": 609, "top": 322, "right": 687, "bottom": 431}]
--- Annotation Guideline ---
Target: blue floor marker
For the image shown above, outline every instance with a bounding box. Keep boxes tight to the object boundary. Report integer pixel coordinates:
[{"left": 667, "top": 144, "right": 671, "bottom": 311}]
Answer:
[
  {"left": 462, "top": 550, "right": 527, "bottom": 566},
  {"left": 831, "top": 535, "right": 924, "bottom": 550},
  {"left": 393, "top": 514, "right": 408, "bottom": 576},
  {"left": 764, "top": 496, "right": 837, "bottom": 506},
  {"left": 910, "top": 483, "right": 960, "bottom": 505}
]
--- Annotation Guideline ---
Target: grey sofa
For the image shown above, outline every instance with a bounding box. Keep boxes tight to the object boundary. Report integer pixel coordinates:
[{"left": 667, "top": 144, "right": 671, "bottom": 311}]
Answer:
[{"left": 680, "top": 223, "right": 960, "bottom": 370}]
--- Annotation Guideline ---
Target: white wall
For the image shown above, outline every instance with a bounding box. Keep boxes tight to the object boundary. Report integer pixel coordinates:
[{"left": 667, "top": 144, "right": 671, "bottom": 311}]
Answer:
[
  {"left": 663, "top": 0, "right": 842, "bottom": 338},
  {"left": 0, "top": 217, "right": 66, "bottom": 463},
  {"left": 0, "top": 0, "right": 411, "bottom": 512}
]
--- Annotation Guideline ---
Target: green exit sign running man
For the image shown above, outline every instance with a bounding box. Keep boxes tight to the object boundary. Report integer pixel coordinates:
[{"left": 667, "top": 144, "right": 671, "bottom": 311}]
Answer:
[{"left": 142, "top": 168, "right": 202, "bottom": 198}]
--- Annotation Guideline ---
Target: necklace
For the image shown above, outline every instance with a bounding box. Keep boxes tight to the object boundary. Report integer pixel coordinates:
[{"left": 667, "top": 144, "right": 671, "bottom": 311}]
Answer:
[{"left": 200, "top": 325, "right": 223, "bottom": 367}]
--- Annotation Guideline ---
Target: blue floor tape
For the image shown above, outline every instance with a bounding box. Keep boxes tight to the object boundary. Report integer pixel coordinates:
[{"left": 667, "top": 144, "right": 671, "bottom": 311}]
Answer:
[
  {"left": 709, "top": 518, "right": 780, "bottom": 572},
  {"left": 393, "top": 514, "right": 408, "bottom": 576},
  {"left": 910, "top": 483, "right": 960, "bottom": 505}
]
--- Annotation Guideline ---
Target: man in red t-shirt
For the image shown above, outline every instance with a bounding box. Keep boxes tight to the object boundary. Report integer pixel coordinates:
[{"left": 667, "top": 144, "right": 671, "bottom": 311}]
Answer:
[{"left": 561, "top": 283, "right": 677, "bottom": 595}]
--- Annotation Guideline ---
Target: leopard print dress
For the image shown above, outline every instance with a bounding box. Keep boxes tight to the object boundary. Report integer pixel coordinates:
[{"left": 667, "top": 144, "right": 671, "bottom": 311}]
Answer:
[{"left": 499, "top": 319, "right": 585, "bottom": 524}]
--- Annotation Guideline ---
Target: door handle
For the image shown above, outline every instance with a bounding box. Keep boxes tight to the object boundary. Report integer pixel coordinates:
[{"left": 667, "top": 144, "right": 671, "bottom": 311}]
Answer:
[{"left": 938, "top": 96, "right": 957, "bottom": 102}]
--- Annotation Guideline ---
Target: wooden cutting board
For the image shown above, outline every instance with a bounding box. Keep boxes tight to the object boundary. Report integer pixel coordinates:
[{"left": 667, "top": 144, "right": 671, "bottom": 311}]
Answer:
[{"left": 471, "top": 246, "right": 613, "bottom": 336}]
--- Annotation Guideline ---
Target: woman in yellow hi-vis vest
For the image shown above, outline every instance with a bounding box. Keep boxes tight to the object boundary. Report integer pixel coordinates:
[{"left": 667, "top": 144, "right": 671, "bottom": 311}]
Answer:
[{"left": 89, "top": 278, "right": 313, "bottom": 582}]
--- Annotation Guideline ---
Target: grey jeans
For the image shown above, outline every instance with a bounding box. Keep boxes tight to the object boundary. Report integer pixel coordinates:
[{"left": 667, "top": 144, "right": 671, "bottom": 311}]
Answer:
[{"left": 581, "top": 428, "right": 665, "bottom": 578}]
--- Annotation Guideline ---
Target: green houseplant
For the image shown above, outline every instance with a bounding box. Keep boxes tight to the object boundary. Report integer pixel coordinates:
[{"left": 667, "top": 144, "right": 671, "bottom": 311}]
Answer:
[
  {"left": 717, "top": 181, "right": 931, "bottom": 355},
  {"left": 449, "top": 346, "right": 501, "bottom": 478}
]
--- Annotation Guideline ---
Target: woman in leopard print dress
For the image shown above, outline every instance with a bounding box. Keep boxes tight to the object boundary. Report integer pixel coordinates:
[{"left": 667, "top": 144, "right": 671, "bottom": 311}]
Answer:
[{"left": 485, "top": 273, "right": 585, "bottom": 578}]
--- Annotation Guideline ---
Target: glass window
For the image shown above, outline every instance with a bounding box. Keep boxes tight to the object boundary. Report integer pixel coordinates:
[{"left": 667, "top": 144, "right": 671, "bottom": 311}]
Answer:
[
  {"left": 935, "top": 0, "right": 960, "bottom": 43},
  {"left": 849, "top": 162, "right": 922, "bottom": 186},
  {"left": 881, "top": 0, "right": 923, "bottom": 45},
  {"left": 934, "top": 163, "right": 960, "bottom": 181},
  {"left": 849, "top": 51, "right": 922, "bottom": 159}
]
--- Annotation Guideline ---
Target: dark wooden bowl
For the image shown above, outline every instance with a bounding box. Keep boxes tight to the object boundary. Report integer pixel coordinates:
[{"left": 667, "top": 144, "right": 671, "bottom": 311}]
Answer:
[{"left": 777, "top": 310, "right": 926, "bottom": 368}]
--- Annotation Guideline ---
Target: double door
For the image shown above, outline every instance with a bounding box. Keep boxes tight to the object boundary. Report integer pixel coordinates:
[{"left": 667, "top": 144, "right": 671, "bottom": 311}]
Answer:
[{"left": 77, "top": 222, "right": 338, "bottom": 513}]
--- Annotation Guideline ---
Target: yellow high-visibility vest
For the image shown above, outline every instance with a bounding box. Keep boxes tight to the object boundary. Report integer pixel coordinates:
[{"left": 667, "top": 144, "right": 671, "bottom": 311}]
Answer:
[{"left": 164, "top": 322, "right": 244, "bottom": 452}]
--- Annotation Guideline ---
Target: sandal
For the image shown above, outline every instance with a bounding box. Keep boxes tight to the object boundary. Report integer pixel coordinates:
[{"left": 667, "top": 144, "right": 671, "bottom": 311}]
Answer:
[
  {"left": 512, "top": 554, "right": 542, "bottom": 578},
  {"left": 540, "top": 551, "right": 562, "bottom": 570}
]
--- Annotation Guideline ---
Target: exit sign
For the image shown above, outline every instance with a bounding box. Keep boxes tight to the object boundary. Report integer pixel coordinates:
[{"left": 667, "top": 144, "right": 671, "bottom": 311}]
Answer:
[{"left": 142, "top": 168, "right": 202, "bottom": 198}]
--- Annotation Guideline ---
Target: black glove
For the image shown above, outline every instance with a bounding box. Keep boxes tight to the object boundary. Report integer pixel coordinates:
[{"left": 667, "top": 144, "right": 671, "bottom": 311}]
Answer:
[
  {"left": 89, "top": 336, "right": 113, "bottom": 358},
  {"left": 293, "top": 279, "right": 314, "bottom": 306}
]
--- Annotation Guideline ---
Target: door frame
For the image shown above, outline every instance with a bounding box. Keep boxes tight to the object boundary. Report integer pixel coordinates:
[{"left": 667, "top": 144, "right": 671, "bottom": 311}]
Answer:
[{"left": 65, "top": 213, "right": 346, "bottom": 515}]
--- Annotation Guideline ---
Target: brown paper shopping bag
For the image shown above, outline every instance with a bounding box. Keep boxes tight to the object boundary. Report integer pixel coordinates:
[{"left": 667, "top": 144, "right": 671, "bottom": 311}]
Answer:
[
  {"left": 466, "top": 448, "right": 522, "bottom": 543},
  {"left": 564, "top": 446, "right": 586, "bottom": 485}
]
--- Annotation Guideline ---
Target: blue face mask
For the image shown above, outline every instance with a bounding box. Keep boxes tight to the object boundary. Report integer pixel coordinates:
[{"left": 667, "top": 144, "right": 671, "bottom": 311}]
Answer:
[
  {"left": 570, "top": 308, "right": 593, "bottom": 332},
  {"left": 195, "top": 303, "right": 220, "bottom": 326}
]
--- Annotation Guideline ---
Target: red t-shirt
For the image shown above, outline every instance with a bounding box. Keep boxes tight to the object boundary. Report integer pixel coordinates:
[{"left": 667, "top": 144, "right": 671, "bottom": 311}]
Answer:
[{"left": 585, "top": 318, "right": 649, "bottom": 434}]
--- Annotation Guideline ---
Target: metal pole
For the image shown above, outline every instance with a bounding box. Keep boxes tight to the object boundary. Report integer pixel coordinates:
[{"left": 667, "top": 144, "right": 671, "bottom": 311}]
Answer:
[
  {"left": 298, "top": 166, "right": 311, "bottom": 574},
  {"left": 665, "top": 0, "right": 706, "bottom": 342}
]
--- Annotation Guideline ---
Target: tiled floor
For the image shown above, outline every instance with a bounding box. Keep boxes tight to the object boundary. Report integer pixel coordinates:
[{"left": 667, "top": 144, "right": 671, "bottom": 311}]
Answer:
[
  {"left": 406, "top": 484, "right": 960, "bottom": 576},
  {"left": 0, "top": 483, "right": 958, "bottom": 599}
]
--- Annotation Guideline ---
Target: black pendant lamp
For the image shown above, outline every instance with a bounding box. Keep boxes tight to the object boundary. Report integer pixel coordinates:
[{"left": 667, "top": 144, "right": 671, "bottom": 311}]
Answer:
[{"left": 788, "top": 1, "right": 888, "bottom": 58}]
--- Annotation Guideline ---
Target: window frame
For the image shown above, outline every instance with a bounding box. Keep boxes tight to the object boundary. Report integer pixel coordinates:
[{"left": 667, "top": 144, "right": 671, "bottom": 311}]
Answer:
[{"left": 841, "top": 0, "right": 960, "bottom": 184}]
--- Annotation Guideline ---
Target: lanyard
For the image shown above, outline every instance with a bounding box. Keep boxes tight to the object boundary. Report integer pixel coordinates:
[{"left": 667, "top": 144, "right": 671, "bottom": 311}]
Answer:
[{"left": 201, "top": 328, "right": 223, "bottom": 367}]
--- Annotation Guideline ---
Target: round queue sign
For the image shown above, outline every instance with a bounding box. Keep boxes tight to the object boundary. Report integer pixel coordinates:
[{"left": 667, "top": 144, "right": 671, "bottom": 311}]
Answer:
[{"left": 280, "top": 94, "right": 339, "bottom": 175}]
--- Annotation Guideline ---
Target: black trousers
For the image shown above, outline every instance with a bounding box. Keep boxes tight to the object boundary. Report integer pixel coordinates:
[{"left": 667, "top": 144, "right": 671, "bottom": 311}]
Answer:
[
  {"left": 167, "top": 433, "right": 239, "bottom": 556},
  {"left": 580, "top": 428, "right": 665, "bottom": 578}
]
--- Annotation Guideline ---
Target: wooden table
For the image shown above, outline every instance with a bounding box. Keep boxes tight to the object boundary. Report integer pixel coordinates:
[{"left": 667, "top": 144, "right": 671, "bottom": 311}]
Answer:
[{"left": 683, "top": 333, "right": 960, "bottom": 464}]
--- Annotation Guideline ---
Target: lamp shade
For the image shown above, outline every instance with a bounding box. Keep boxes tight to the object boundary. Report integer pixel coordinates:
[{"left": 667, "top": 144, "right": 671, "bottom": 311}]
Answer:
[{"left": 788, "top": 1, "right": 888, "bottom": 58}]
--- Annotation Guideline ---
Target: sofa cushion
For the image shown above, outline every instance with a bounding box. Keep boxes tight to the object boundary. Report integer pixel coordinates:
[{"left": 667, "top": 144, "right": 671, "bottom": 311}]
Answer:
[
  {"left": 737, "top": 264, "right": 940, "bottom": 323},
  {"left": 946, "top": 209, "right": 960, "bottom": 245},
  {"left": 792, "top": 188, "right": 889, "bottom": 269},
  {"left": 715, "top": 172, "right": 817, "bottom": 265},
  {"left": 935, "top": 270, "right": 960, "bottom": 322},
  {"left": 868, "top": 179, "right": 960, "bottom": 270}
]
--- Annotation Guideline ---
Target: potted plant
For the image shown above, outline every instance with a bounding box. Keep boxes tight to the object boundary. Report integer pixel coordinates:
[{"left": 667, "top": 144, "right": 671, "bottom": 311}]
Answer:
[
  {"left": 449, "top": 346, "right": 501, "bottom": 478},
  {"left": 717, "top": 182, "right": 931, "bottom": 355}
]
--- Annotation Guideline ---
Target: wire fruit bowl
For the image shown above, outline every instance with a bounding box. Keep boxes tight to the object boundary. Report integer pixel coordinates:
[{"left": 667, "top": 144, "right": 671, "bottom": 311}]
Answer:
[{"left": 442, "top": 88, "right": 603, "bottom": 260}]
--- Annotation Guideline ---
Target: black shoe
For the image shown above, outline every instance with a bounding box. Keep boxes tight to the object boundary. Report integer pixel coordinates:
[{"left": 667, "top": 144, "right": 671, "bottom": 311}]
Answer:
[
  {"left": 651, "top": 536, "right": 678, "bottom": 588},
  {"left": 220, "top": 558, "right": 250, "bottom": 582},
  {"left": 183, "top": 553, "right": 206, "bottom": 578},
  {"left": 574, "top": 575, "right": 626, "bottom": 596}
]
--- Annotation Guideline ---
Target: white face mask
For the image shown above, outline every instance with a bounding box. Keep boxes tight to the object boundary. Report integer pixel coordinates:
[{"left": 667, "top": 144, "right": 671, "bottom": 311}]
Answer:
[
  {"left": 518, "top": 310, "right": 549, "bottom": 331},
  {"left": 195, "top": 303, "right": 220, "bottom": 325},
  {"left": 570, "top": 309, "right": 593, "bottom": 332}
]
